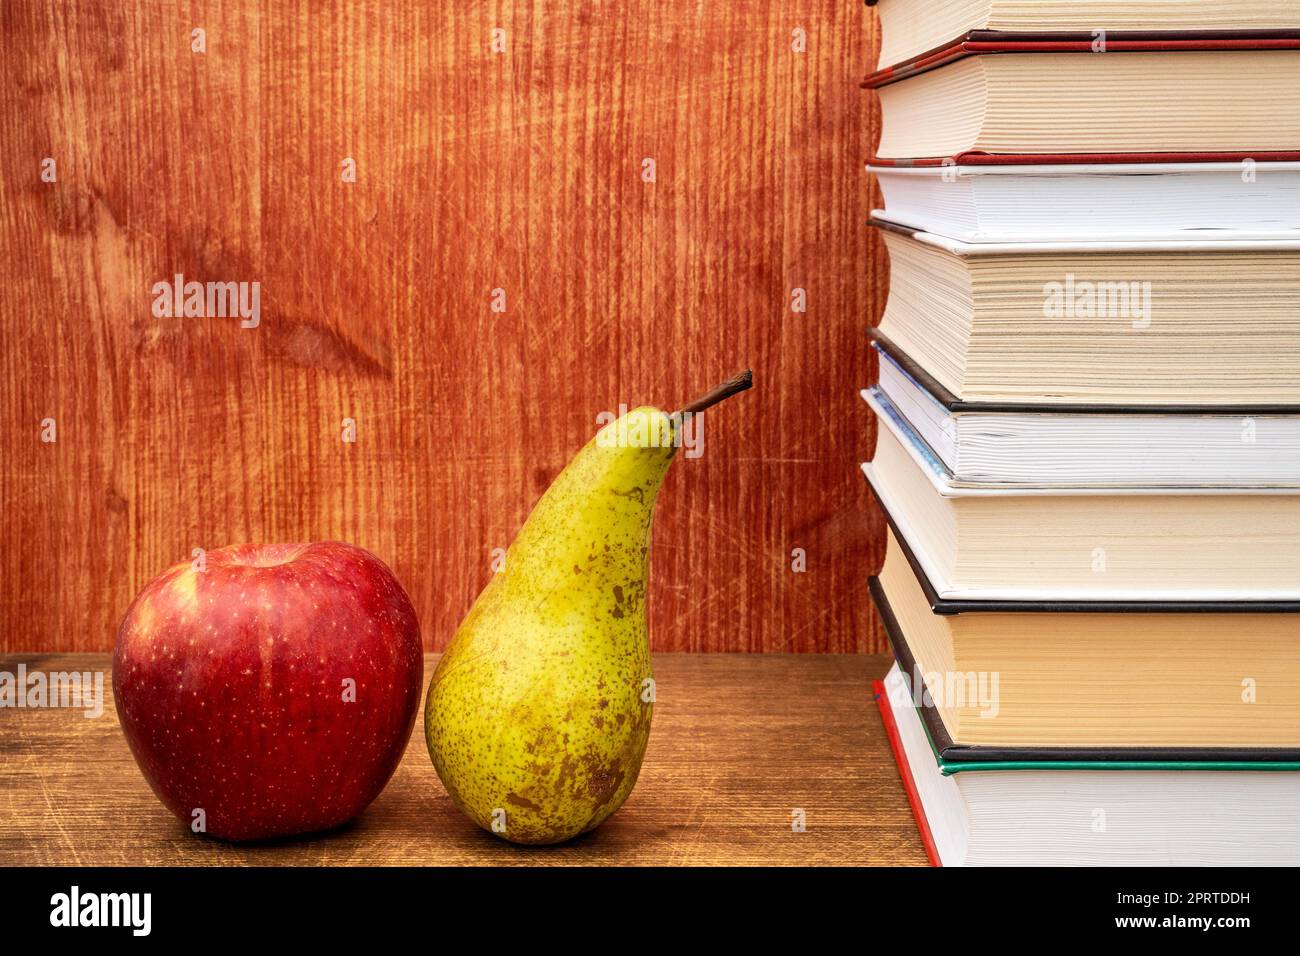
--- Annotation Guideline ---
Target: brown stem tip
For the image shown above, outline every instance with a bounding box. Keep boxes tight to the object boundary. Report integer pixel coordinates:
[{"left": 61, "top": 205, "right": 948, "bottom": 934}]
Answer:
[{"left": 675, "top": 369, "right": 753, "bottom": 417}]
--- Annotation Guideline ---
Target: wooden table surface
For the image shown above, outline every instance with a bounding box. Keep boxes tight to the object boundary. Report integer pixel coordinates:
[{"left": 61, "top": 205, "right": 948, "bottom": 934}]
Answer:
[{"left": 0, "top": 652, "right": 923, "bottom": 866}]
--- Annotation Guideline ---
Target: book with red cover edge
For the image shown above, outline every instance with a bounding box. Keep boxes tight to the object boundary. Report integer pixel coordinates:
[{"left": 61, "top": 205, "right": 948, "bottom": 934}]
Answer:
[
  {"left": 862, "top": 30, "right": 1300, "bottom": 89},
  {"left": 873, "top": 678, "right": 941, "bottom": 867}
]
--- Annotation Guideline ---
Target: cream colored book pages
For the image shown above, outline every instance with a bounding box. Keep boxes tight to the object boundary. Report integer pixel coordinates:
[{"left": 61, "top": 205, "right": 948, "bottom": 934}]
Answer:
[
  {"left": 879, "top": 528, "right": 1300, "bottom": 748},
  {"left": 980, "top": 52, "right": 1300, "bottom": 154},
  {"left": 874, "top": 0, "right": 1300, "bottom": 74},
  {"left": 876, "top": 52, "right": 1300, "bottom": 158},
  {"left": 950, "top": 491, "right": 1300, "bottom": 597},
  {"left": 955, "top": 608, "right": 1300, "bottom": 747},
  {"left": 962, "top": 251, "right": 1300, "bottom": 404},
  {"left": 878, "top": 229, "right": 1300, "bottom": 404},
  {"left": 876, "top": 58, "right": 987, "bottom": 159},
  {"left": 879, "top": 532, "right": 963, "bottom": 739},
  {"left": 877, "top": 0, "right": 988, "bottom": 70},
  {"left": 987, "top": 0, "right": 1300, "bottom": 34},
  {"left": 876, "top": 231, "right": 972, "bottom": 396},
  {"left": 870, "top": 425, "right": 1300, "bottom": 599}
]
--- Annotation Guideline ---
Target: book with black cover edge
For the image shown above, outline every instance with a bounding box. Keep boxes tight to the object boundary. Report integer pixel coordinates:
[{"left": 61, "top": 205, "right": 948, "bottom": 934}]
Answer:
[
  {"left": 869, "top": 575, "right": 1300, "bottom": 764},
  {"left": 867, "top": 218, "right": 1300, "bottom": 415},
  {"left": 862, "top": 466, "right": 1300, "bottom": 614},
  {"left": 861, "top": 27, "right": 1300, "bottom": 89}
]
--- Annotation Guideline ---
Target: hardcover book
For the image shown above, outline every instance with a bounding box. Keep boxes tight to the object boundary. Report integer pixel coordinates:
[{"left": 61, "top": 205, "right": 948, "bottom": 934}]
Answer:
[
  {"left": 871, "top": 221, "right": 1300, "bottom": 407},
  {"left": 866, "top": 44, "right": 1300, "bottom": 161},
  {"left": 875, "top": 664, "right": 1300, "bottom": 866},
  {"left": 861, "top": 413, "right": 1300, "bottom": 601},
  {"left": 868, "top": 0, "right": 1300, "bottom": 77},
  {"left": 863, "top": 350, "right": 1300, "bottom": 488},
  {"left": 867, "top": 529, "right": 1300, "bottom": 749},
  {"left": 868, "top": 162, "right": 1300, "bottom": 242}
]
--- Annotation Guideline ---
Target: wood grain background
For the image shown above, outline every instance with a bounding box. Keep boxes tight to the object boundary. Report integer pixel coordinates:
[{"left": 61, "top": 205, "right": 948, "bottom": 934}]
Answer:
[{"left": 0, "top": 1, "right": 886, "bottom": 653}]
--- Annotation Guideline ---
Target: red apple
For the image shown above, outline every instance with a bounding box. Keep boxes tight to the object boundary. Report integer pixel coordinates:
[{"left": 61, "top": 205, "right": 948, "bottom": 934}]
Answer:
[{"left": 112, "top": 542, "right": 423, "bottom": 842}]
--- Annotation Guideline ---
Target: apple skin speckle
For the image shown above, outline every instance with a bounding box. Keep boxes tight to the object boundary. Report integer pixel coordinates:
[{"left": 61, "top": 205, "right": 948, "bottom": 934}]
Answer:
[{"left": 112, "top": 541, "right": 424, "bottom": 842}]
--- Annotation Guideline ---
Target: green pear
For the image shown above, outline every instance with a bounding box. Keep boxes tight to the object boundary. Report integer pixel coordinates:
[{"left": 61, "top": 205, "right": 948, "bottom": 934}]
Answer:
[{"left": 425, "top": 371, "right": 752, "bottom": 844}]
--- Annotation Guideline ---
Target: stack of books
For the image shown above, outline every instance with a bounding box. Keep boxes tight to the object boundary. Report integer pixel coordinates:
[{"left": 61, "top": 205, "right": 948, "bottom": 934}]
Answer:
[{"left": 862, "top": 0, "right": 1300, "bottom": 865}]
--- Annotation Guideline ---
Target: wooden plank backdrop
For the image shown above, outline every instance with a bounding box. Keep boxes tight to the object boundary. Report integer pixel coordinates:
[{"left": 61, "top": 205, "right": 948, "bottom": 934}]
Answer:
[{"left": 0, "top": 1, "right": 886, "bottom": 654}]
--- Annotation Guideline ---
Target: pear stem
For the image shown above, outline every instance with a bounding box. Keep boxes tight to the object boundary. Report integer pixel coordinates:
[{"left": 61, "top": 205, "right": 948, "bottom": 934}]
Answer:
[{"left": 675, "top": 369, "right": 753, "bottom": 418}]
